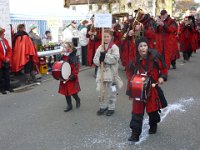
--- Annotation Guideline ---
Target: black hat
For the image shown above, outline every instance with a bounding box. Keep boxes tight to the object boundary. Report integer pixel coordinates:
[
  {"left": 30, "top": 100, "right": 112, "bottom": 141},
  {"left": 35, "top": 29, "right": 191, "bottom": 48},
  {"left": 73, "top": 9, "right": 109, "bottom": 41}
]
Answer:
[
  {"left": 160, "top": 9, "right": 167, "bottom": 15},
  {"left": 135, "top": 37, "right": 148, "bottom": 49}
]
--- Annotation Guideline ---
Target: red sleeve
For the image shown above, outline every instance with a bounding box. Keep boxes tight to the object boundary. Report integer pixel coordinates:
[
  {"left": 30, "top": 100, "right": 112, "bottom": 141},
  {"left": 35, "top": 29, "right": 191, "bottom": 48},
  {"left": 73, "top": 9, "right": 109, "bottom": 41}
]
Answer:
[
  {"left": 0, "top": 52, "right": 6, "bottom": 62},
  {"left": 158, "top": 58, "right": 168, "bottom": 81},
  {"left": 164, "top": 19, "right": 177, "bottom": 33}
]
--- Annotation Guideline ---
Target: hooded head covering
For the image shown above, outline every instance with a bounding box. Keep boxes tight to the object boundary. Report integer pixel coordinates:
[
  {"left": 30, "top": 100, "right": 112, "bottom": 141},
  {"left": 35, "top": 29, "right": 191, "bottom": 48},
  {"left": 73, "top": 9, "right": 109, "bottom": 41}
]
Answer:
[{"left": 135, "top": 37, "right": 148, "bottom": 50}]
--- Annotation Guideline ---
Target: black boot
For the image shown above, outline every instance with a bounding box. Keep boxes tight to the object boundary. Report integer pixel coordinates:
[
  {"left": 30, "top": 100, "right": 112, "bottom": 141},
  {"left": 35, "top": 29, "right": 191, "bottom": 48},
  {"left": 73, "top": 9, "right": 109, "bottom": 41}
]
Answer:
[
  {"left": 73, "top": 94, "right": 81, "bottom": 108},
  {"left": 128, "top": 131, "right": 140, "bottom": 142},
  {"left": 171, "top": 60, "right": 176, "bottom": 69},
  {"left": 75, "top": 97, "right": 80, "bottom": 108},
  {"left": 149, "top": 124, "right": 157, "bottom": 134},
  {"left": 64, "top": 96, "right": 72, "bottom": 112}
]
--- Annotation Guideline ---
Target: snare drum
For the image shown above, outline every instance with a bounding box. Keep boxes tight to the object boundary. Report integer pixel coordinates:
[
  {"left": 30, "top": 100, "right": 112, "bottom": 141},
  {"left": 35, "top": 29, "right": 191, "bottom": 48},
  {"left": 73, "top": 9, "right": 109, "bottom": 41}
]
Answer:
[
  {"left": 52, "top": 61, "right": 71, "bottom": 81},
  {"left": 130, "top": 74, "right": 151, "bottom": 101}
]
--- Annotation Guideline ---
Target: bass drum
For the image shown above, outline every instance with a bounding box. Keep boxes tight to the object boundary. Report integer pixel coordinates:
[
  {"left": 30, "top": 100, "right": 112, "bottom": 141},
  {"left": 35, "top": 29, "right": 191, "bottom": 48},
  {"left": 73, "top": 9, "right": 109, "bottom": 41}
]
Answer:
[{"left": 52, "top": 61, "right": 71, "bottom": 81}]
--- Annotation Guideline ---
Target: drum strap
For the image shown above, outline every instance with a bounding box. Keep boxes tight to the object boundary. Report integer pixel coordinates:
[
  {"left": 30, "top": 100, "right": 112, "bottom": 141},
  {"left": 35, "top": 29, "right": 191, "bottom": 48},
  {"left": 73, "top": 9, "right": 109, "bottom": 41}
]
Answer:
[{"left": 135, "top": 52, "right": 150, "bottom": 74}]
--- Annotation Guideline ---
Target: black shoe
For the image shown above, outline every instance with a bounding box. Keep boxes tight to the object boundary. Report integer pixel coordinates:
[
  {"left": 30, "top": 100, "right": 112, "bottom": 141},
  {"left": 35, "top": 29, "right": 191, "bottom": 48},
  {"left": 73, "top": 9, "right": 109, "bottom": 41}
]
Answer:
[
  {"left": 76, "top": 98, "right": 81, "bottom": 108},
  {"left": 128, "top": 132, "right": 140, "bottom": 142},
  {"left": 106, "top": 110, "right": 115, "bottom": 116},
  {"left": 149, "top": 124, "right": 157, "bottom": 134},
  {"left": 97, "top": 108, "right": 108, "bottom": 116},
  {"left": 8, "top": 88, "right": 14, "bottom": 92},
  {"left": 64, "top": 106, "right": 72, "bottom": 112},
  {"left": 0, "top": 90, "right": 7, "bottom": 94}
]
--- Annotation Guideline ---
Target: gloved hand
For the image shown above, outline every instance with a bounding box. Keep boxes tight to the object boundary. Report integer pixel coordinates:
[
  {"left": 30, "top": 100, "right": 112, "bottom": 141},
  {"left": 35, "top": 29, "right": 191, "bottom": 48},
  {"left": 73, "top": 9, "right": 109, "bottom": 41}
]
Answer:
[
  {"left": 69, "top": 75, "right": 75, "bottom": 81},
  {"left": 99, "top": 52, "right": 106, "bottom": 63}
]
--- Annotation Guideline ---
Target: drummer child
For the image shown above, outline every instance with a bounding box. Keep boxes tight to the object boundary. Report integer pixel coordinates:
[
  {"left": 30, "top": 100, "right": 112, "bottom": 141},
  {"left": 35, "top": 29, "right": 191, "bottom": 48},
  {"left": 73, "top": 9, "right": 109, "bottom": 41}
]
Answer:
[
  {"left": 58, "top": 42, "right": 81, "bottom": 112},
  {"left": 126, "top": 37, "right": 168, "bottom": 142}
]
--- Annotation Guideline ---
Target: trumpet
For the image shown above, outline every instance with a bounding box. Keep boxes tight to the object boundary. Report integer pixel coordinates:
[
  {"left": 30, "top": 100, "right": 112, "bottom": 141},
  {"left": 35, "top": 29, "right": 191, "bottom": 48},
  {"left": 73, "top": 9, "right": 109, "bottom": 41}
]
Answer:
[
  {"left": 122, "top": 8, "right": 144, "bottom": 40},
  {"left": 89, "top": 24, "right": 96, "bottom": 40}
]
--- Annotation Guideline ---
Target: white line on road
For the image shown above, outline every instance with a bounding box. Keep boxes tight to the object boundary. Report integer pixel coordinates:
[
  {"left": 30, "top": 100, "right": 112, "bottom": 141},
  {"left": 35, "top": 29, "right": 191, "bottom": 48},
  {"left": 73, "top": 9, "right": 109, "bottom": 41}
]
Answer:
[{"left": 136, "top": 97, "right": 194, "bottom": 145}]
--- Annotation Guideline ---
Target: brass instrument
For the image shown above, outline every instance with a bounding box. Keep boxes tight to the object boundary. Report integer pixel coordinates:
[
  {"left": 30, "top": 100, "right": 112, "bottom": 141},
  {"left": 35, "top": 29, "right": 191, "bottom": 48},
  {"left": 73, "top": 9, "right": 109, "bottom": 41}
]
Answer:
[
  {"left": 132, "top": 8, "right": 144, "bottom": 39},
  {"left": 122, "top": 8, "right": 144, "bottom": 40},
  {"left": 90, "top": 24, "right": 96, "bottom": 40}
]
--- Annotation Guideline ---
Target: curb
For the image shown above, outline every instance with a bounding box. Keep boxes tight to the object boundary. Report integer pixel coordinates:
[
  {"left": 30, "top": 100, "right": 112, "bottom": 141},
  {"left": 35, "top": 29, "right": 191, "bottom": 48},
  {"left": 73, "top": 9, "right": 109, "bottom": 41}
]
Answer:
[{"left": 14, "top": 66, "right": 92, "bottom": 92}]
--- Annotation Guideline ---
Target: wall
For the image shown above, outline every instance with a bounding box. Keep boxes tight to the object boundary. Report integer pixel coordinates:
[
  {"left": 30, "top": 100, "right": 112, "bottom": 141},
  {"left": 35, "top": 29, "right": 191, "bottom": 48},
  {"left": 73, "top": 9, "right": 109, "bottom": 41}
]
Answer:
[{"left": 0, "top": 0, "right": 11, "bottom": 45}]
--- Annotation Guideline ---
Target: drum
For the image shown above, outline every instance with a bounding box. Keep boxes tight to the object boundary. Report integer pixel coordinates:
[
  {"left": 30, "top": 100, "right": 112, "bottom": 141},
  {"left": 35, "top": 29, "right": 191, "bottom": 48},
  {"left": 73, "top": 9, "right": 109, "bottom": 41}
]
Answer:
[
  {"left": 130, "top": 74, "right": 151, "bottom": 101},
  {"left": 52, "top": 61, "right": 71, "bottom": 81}
]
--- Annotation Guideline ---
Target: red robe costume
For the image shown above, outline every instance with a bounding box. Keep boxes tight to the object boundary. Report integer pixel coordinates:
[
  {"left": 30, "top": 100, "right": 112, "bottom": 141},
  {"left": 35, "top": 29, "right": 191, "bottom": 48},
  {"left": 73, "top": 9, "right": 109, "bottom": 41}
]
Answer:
[
  {"left": 120, "top": 22, "right": 136, "bottom": 73},
  {"left": 11, "top": 31, "right": 39, "bottom": 72},
  {"left": 140, "top": 14, "right": 156, "bottom": 49},
  {"left": 113, "top": 24, "right": 122, "bottom": 47},
  {"left": 156, "top": 16, "right": 177, "bottom": 69},
  {"left": 179, "top": 23, "right": 196, "bottom": 53},
  {"left": 86, "top": 24, "right": 102, "bottom": 66},
  {"left": 0, "top": 38, "right": 12, "bottom": 69},
  {"left": 126, "top": 49, "right": 168, "bottom": 114},
  {"left": 59, "top": 50, "right": 81, "bottom": 96}
]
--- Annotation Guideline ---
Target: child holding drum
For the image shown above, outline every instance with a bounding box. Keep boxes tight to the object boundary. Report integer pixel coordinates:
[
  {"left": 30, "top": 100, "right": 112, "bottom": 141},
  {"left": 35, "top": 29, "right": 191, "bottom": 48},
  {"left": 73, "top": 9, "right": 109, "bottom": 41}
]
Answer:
[
  {"left": 58, "top": 42, "right": 81, "bottom": 112},
  {"left": 126, "top": 37, "right": 168, "bottom": 142}
]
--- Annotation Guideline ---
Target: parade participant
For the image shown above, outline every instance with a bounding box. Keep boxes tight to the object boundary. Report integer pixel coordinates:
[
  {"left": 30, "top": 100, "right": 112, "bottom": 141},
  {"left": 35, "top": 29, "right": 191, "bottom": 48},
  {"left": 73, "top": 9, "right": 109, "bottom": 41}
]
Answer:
[
  {"left": 120, "top": 15, "right": 136, "bottom": 76},
  {"left": 156, "top": 10, "right": 177, "bottom": 69},
  {"left": 0, "top": 27, "right": 14, "bottom": 94},
  {"left": 137, "top": 10, "right": 157, "bottom": 48},
  {"left": 86, "top": 15, "right": 102, "bottom": 76},
  {"left": 12, "top": 24, "right": 39, "bottom": 84},
  {"left": 59, "top": 42, "right": 81, "bottom": 112},
  {"left": 127, "top": 37, "right": 168, "bottom": 142},
  {"left": 93, "top": 29, "right": 121, "bottom": 116},
  {"left": 112, "top": 17, "right": 122, "bottom": 48},
  {"left": 179, "top": 16, "right": 196, "bottom": 62},
  {"left": 170, "top": 21, "right": 179, "bottom": 69}
]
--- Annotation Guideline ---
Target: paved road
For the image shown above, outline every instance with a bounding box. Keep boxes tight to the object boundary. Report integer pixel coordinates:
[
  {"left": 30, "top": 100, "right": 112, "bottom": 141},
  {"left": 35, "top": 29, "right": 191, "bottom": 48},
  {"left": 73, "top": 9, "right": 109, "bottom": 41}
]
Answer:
[{"left": 0, "top": 51, "right": 200, "bottom": 150}]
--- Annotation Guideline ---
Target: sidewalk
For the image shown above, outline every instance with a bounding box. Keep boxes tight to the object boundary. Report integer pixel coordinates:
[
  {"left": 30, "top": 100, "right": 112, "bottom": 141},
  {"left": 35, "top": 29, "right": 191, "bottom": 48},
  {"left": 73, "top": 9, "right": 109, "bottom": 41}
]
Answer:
[{"left": 13, "top": 65, "right": 91, "bottom": 92}]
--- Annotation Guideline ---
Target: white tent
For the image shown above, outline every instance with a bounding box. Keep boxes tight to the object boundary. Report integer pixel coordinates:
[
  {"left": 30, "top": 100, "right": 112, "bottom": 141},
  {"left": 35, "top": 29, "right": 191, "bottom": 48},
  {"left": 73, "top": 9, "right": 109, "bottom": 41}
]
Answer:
[{"left": 9, "top": 0, "right": 87, "bottom": 20}]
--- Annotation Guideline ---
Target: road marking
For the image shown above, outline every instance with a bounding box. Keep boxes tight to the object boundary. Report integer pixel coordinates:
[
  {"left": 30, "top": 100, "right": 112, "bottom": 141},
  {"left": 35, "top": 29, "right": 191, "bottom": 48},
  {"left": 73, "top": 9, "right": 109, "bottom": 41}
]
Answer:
[
  {"left": 136, "top": 97, "right": 194, "bottom": 145},
  {"left": 62, "top": 97, "right": 194, "bottom": 149}
]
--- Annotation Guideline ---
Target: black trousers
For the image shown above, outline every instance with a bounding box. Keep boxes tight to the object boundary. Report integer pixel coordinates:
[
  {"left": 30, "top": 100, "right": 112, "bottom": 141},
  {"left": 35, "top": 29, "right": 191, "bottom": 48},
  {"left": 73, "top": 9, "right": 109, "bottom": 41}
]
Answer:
[
  {"left": 65, "top": 93, "right": 80, "bottom": 105},
  {"left": 24, "top": 58, "right": 34, "bottom": 74},
  {"left": 171, "top": 59, "right": 176, "bottom": 66},
  {"left": 183, "top": 51, "right": 192, "bottom": 61},
  {"left": 0, "top": 66, "right": 11, "bottom": 91},
  {"left": 130, "top": 111, "right": 160, "bottom": 135},
  {"left": 81, "top": 45, "right": 88, "bottom": 66}
]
